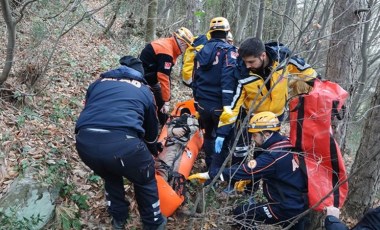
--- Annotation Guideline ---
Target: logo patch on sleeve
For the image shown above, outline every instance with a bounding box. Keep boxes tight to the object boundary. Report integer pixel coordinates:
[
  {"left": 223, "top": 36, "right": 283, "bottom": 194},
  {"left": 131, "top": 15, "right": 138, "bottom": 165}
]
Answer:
[
  {"left": 247, "top": 160, "right": 257, "bottom": 169},
  {"left": 230, "top": 51, "right": 238, "bottom": 59},
  {"left": 164, "top": 62, "right": 172, "bottom": 69}
]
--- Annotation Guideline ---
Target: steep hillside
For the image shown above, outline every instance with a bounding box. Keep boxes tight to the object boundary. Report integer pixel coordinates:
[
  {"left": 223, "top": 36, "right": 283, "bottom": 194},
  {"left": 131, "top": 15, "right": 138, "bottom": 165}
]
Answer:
[{"left": 0, "top": 2, "right": 208, "bottom": 229}]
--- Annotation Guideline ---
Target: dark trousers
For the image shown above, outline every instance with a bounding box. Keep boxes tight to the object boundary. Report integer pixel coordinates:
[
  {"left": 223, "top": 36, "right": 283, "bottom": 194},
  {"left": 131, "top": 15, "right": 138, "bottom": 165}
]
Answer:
[
  {"left": 197, "top": 103, "right": 222, "bottom": 169},
  {"left": 75, "top": 129, "right": 165, "bottom": 228},
  {"left": 209, "top": 109, "right": 251, "bottom": 178},
  {"left": 233, "top": 198, "right": 307, "bottom": 230},
  {"left": 150, "top": 83, "right": 168, "bottom": 126}
]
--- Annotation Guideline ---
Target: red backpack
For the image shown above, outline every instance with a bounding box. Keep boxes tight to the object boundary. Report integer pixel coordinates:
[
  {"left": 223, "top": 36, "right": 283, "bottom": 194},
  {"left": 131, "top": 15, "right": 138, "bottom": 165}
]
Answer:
[{"left": 289, "top": 79, "right": 349, "bottom": 212}]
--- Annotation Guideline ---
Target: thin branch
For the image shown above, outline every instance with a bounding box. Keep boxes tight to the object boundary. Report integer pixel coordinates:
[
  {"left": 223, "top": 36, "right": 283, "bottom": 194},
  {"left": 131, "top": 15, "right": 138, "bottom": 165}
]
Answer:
[
  {"left": 283, "top": 147, "right": 380, "bottom": 229},
  {"left": 15, "top": 0, "right": 38, "bottom": 24},
  {"left": 34, "top": 0, "right": 113, "bottom": 92}
]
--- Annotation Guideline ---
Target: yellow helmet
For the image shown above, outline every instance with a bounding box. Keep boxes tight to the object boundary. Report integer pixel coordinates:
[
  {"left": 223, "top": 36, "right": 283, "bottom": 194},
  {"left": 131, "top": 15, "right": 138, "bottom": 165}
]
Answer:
[
  {"left": 173, "top": 27, "right": 194, "bottom": 46},
  {"left": 248, "top": 112, "right": 280, "bottom": 133},
  {"left": 209, "top": 17, "right": 230, "bottom": 32}
]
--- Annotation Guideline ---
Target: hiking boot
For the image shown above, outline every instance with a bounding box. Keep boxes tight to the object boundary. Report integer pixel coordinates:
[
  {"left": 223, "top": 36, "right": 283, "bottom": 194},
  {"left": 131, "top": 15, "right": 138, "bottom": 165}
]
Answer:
[
  {"left": 155, "top": 220, "right": 167, "bottom": 230},
  {"left": 143, "top": 216, "right": 167, "bottom": 230},
  {"left": 111, "top": 218, "right": 125, "bottom": 230}
]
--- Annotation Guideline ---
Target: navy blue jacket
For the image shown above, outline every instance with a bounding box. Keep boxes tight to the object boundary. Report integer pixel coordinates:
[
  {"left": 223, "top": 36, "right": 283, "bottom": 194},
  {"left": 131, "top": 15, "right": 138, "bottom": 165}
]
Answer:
[
  {"left": 75, "top": 66, "right": 158, "bottom": 144},
  {"left": 192, "top": 38, "right": 239, "bottom": 109},
  {"left": 221, "top": 132, "right": 307, "bottom": 213},
  {"left": 325, "top": 207, "right": 380, "bottom": 230},
  {"left": 325, "top": 216, "right": 349, "bottom": 230}
]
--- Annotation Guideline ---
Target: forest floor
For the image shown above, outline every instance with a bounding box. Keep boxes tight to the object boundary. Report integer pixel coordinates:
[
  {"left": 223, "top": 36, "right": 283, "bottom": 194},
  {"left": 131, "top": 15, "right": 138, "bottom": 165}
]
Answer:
[
  {"left": 0, "top": 1, "right": 364, "bottom": 230},
  {"left": 0, "top": 2, "right": 244, "bottom": 229}
]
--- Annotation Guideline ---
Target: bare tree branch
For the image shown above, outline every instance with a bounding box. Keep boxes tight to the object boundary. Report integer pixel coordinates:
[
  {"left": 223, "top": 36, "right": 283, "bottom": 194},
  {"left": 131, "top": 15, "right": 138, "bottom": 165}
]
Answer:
[{"left": 15, "top": 0, "right": 38, "bottom": 24}]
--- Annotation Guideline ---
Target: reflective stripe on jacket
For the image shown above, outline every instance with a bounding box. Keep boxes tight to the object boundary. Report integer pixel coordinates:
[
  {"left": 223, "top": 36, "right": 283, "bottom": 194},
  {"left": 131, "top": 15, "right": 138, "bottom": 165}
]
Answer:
[
  {"left": 217, "top": 42, "right": 318, "bottom": 137},
  {"left": 192, "top": 38, "right": 239, "bottom": 109}
]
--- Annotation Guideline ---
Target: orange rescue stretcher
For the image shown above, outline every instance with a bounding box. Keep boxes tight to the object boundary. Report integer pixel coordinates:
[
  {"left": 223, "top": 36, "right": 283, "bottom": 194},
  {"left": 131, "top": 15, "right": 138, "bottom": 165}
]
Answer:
[{"left": 155, "top": 99, "right": 203, "bottom": 217}]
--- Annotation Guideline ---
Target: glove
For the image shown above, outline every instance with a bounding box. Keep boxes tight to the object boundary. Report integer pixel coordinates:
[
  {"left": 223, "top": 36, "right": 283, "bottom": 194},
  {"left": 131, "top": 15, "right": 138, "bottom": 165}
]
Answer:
[
  {"left": 187, "top": 172, "right": 210, "bottom": 183},
  {"left": 219, "top": 106, "right": 236, "bottom": 124},
  {"left": 160, "top": 101, "right": 170, "bottom": 113},
  {"left": 325, "top": 206, "right": 340, "bottom": 219},
  {"left": 223, "top": 106, "right": 232, "bottom": 114},
  {"left": 194, "top": 112, "right": 200, "bottom": 119},
  {"left": 234, "top": 180, "right": 252, "bottom": 192},
  {"left": 171, "top": 127, "right": 186, "bottom": 137},
  {"left": 215, "top": 136, "right": 225, "bottom": 154}
]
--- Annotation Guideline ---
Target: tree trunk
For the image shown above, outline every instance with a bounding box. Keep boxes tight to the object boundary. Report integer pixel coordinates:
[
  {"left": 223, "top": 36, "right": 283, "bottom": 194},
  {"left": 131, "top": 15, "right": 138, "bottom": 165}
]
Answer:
[
  {"left": 220, "top": 0, "right": 228, "bottom": 17},
  {"left": 248, "top": 2, "right": 258, "bottom": 38},
  {"left": 193, "top": 0, "right": 202, "bottom": 35},
  {"left": 157, "top": 0, "right": 170, "bottom": 26},
  {"left": 306, "top": 1, "right": 334, "bottom": 65},
  {"left": 103, "top": 0, "right": 122, "bottom": 35},
  {"left": 307, "top": 1, "right": 364, "bottom": 229},
  {"left": 325, "top": 0, "right": 363, "bottom": 150},
  {"left": 344, "top": 77, "right": 380, "bottom": 220},
  {"left": 235, "top": 0, "right": 250, "bottom": 44},
  {"left": 145, "top": 0, "right": 158, "bottom": 42},
  {"left": 278, "top": 0, "right": 296, "bottom": 41},
  {"left": 0, "top": 0, "right": 16, "bottom": 85},
  {"left": 230, "top": 0, "right": 240, "bottom": 36},
  {"left": 185, "top": 0, "right": 202, "bottom": 35},
  {"left": 255, "top": 0, "right": 265, "bottom": 39},
  {"left": 351, "top": 0, "right": 373, "bottom": 115}
]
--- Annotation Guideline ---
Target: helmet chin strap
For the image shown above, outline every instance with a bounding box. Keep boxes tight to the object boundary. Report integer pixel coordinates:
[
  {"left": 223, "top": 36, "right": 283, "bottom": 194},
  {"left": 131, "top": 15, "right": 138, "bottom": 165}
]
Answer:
[{"left": 262, "top": 131, "right": 273, "bottom": 144}]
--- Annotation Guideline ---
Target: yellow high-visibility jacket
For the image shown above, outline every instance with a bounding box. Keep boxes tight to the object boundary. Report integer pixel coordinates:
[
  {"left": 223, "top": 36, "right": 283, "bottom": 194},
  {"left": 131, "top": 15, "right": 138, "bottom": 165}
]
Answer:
[
  {"left": 181, "top": 32, "right": 211, "bottom": 87},
  {"left": 217, "top": 44, "right": 318, "bottom": 137}
]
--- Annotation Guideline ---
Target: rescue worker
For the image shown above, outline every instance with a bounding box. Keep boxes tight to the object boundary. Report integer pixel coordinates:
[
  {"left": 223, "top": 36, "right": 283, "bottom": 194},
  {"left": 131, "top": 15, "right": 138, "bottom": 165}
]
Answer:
[
  {"left": 215, "top": 37, "right": 319, "bottom": 157},
  {"left": 155, "top": 111, "right": 199, "bottom": 181},
  {"left": 181, "top": 32, "right": 210, "bottom": 87},
  {"left": 189, "top": 112, "right": 308, "bottom": 229},
  {"left": 325, "top": 206, "right": 380, "bottom": 230},
  {"left": 191, "top": 17, "right": 239, "bottom": 168},
  {"left": 139, "top": 27, "right": 194, "bottom": 126},
  {"left": 181, "top": 31, "right": 234, "bottom": 87},
  {"left": 181, "top": 30, "right": 234, "bottom": 87},
  {"left": 75, "top": 56, "right": 166, "bottom": 230}
]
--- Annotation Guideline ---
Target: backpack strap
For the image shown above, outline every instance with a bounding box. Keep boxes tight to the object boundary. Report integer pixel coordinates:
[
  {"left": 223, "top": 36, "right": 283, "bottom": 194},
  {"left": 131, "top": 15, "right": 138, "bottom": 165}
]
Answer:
[{"left": 332, "top": 100, "right": 346, "bottom": 120}]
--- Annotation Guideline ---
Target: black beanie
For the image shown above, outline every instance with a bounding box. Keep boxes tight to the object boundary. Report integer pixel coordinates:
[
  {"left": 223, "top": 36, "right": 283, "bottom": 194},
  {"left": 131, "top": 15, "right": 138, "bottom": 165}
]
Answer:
[{"left": 119, "top": 56, "right": 144, "bottom": 75}]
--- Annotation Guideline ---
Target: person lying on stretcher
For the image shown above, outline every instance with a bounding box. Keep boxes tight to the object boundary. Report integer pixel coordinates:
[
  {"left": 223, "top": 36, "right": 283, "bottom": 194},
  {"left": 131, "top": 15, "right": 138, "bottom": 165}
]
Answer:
[{"left": 155, "top": 112, "right": 199, "bottom": 181}]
